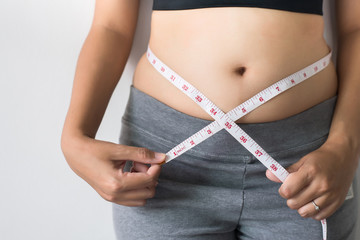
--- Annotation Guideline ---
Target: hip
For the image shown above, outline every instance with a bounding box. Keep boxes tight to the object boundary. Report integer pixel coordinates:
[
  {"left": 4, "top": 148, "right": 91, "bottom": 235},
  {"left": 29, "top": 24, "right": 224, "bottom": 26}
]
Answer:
[{"left": 119, "top": 85, "right": 337, "bottom": 161}]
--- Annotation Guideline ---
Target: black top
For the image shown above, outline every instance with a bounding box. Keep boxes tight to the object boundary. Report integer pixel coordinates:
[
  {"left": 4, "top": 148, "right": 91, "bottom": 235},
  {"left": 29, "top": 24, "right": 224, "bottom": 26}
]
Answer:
[{"left": 152, "top": 0, "right": 323, "bottom": 15}]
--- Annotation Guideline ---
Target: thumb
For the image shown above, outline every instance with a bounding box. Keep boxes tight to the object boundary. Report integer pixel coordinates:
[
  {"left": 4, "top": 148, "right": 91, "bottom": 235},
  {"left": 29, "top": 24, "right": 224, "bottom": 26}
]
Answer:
[
  {"left": 147, "top": 164, "right": 162, "bottom": 180},
  {"left": 286, "top": 156, "right": 306, "bottom": 174},
  {"left": 266, "top": 157, "right": 306, "bottom": 183},
  {"left": 112, "top": 144, "right": 166, "bottom": 164},
  {"left": 265, "top": 169, "right": 282, "bottom": 183}
]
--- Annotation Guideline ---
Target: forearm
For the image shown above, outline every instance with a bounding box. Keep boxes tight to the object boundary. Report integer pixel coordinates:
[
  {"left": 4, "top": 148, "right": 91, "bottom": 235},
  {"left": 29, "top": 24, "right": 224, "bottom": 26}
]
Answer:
[
  {"left": 62, "top": 26, "right": 134, "bottom": 141},
  {"left": 327, "top": 30, "right": 360, "bottom": 161}
]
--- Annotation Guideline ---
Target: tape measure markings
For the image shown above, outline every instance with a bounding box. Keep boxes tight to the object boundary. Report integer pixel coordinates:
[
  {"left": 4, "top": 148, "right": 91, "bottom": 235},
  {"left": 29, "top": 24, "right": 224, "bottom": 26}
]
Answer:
[
  {"left": 146, "top": 46, "right": 330, "bottom": 240},
  {"left": 147, "top": 47, "right": 331, "bottom": 168},
  {"left": 147, "top": 46, "right": 331, "bottom": 182}
]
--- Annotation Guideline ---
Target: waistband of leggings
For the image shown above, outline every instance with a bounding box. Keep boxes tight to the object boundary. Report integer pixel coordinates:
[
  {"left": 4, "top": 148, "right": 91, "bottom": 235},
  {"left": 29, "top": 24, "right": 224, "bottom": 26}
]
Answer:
[{"left": 122, "top": 85, "right": 337, "bottom": 156}]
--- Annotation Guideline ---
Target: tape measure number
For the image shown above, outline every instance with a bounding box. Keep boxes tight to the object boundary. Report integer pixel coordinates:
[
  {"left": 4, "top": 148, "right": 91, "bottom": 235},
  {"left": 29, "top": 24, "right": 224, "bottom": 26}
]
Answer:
[{"left": 147, "top": 45, "right": 332, "bottom": 240}]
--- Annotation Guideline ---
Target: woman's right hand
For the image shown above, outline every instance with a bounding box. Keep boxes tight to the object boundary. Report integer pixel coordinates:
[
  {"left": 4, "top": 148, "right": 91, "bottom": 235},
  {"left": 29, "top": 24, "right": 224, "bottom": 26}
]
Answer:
[{"left": 61, "top": 135, "right": 166, "bottom": 207}]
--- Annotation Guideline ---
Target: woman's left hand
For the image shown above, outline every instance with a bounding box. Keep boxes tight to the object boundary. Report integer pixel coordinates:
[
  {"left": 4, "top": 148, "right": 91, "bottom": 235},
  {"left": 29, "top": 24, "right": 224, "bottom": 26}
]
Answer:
[{"left": 266, "top": 138, "right": 359, "bottom": 220}]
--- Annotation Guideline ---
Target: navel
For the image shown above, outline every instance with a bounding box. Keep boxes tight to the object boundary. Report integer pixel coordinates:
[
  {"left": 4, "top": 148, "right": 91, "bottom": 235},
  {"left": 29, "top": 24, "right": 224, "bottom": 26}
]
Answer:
[{"left": 233, "top": 66, "right": 247, "bottom": 76}]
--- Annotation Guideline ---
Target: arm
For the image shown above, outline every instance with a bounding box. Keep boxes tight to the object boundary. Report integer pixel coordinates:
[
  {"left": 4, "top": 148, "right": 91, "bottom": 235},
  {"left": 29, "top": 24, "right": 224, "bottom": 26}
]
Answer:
[
  {"left": 329, "top": 0, "right": 360, "bottom": 158},
  {"left": 267, "top": 0, "right": 360, "bottom": 220},
  {"left": 61, "top": 0, "right": 165, "bottom": 207},
  {"left": 62, "top": 0, "right": 139, "bottom": 139}
]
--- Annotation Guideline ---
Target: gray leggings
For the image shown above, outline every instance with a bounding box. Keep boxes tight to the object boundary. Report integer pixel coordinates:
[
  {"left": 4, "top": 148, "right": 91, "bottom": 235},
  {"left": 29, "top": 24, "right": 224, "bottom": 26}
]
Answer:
[{"left": 112, "top": 85, "right": 358, "bottom": 240}]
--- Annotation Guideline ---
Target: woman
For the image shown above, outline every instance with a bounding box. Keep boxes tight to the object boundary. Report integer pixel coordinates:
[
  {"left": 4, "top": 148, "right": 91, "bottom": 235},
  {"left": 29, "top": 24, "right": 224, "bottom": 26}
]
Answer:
[{"left": 60, "top": 0, "right": 360, "bottom": 239}]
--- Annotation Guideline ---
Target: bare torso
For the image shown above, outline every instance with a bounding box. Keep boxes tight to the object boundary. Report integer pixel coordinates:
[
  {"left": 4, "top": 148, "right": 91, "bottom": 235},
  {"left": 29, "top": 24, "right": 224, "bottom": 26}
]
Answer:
[{"left": 133, "top": 7, "right": 337, "bottom": 123}]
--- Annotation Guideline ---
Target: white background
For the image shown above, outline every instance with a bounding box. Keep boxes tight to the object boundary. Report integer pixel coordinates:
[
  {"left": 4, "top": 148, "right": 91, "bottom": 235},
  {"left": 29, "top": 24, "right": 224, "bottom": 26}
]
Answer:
[{"left": 0, "top": 0, "right": 358, "bottom": 239}]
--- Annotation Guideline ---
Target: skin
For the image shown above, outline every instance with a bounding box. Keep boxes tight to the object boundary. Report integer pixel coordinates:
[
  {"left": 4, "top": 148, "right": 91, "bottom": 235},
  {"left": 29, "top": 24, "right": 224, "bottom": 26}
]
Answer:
[
  {"left": 268, "top": 1, "right": 360, "bottom": 221},
  {"left": 61, "top": 1, "right": 163, "bottom": 207},
  {"left": 60, "top": 0, "right": 360, "bottom": 224}
]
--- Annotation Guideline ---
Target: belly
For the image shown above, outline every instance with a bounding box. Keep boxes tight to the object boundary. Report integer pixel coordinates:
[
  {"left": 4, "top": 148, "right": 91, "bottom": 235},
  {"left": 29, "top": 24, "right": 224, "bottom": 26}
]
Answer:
[{"left": 132, "top": 7, "right": 338, "bottom": 123}]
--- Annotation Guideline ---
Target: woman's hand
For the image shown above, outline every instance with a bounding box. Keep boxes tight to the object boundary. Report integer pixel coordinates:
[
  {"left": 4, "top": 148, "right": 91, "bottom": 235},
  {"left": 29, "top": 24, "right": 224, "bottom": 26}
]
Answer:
[
  {"left": 266, "top": 138, "right": 359, "bottom": 220},
  {"left": 61, "top": 135, "right": 166, "bottom": 207}
]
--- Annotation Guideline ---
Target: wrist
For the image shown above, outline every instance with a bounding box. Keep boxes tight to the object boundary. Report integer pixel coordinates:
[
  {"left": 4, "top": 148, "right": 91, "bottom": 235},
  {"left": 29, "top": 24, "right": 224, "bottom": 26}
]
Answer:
[{"left": 325, "top": 133, "right": 360, "bottom": 164}]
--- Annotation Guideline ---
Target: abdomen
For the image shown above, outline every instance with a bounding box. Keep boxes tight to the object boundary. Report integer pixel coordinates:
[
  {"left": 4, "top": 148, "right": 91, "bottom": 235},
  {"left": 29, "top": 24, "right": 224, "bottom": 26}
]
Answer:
[{"left": 132, "top": 7, "right": 338, "bottom": 123}]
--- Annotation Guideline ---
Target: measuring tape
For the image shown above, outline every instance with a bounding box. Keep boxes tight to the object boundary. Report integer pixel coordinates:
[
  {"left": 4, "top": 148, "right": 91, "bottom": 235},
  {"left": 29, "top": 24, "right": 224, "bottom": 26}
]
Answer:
[{"left": 146, "top": 45, "right": 332, "bottom": 240}]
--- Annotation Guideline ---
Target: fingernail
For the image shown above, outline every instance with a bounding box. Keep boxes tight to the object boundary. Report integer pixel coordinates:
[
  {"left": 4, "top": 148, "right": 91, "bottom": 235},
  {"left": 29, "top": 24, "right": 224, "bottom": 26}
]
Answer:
[{"left": 154, "top": 152, "right": 166, "bottom": 162}]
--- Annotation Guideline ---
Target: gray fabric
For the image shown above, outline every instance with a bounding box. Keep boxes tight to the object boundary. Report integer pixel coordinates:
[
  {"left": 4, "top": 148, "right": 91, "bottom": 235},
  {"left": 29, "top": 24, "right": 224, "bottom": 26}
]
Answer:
[{"left": 112, "top": 85, "right": 358, "bottom": 240}]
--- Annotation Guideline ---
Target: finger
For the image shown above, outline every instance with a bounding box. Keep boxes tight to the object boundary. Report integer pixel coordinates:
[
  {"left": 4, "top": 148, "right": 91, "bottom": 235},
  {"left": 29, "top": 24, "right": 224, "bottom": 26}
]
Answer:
[
  {"left": 131, "top": 162, "right": 150, "bottom": 173},
  {"left": 297, "top": 198, "right": 322, "bottom": 218},
  {"left": 279, "top": 169, "right": 311, "bottom": 199},
  {"left": 266, "top": 157, "right": 307, "bottom": 183},
  {"left": 312, "top": 200, "right": 339, "bottom": 221},
  {"left": 286, "top": 182, "right": 323, "bottom": 210},
  {"left": 297, "top": 194, "right": 334, "bottom": 220},
  {"left": 110, "top": 144, "right": 166, "bottom": 164},
  {"left": 266, "top": 169, "right": 282, "bottom": 183},
  {"left": 147, "top": 164, "right": 162, "bottom": 180},
  {"left": 96, "top": 185, "right": 148, "bottom": 206},
  {"left": 115, "top": 171, "right": 157, "bottom": 191}
]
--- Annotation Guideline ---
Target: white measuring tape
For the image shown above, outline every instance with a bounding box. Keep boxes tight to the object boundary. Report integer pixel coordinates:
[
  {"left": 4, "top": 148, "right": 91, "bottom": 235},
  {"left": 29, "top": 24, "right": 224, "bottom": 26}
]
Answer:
[{"left": 147, "top": 45, "right": 332, "bottom": 240}]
